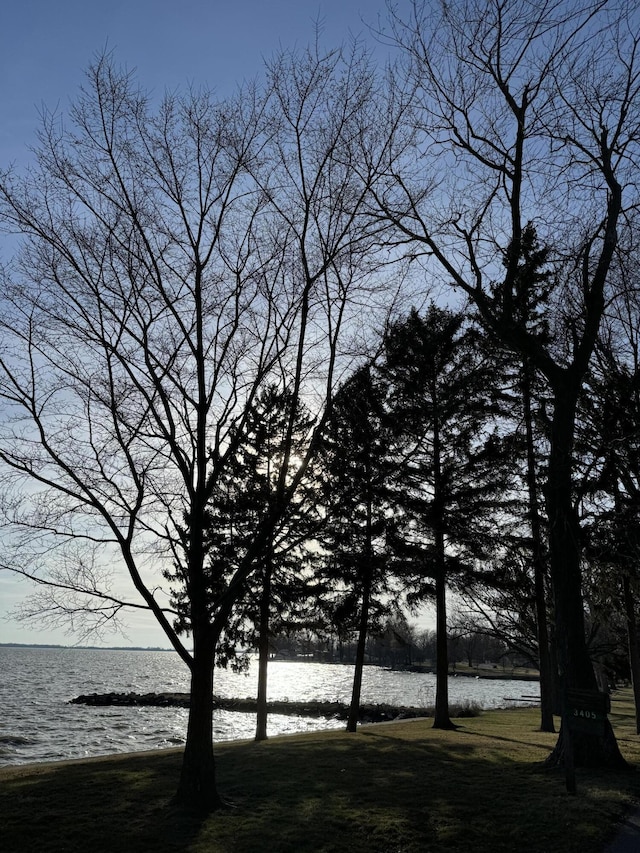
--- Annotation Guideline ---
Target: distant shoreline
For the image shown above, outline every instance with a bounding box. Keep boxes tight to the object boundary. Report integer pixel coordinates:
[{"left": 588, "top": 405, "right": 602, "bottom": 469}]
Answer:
[{"left": 1, "top": 645, "right": 541, "bottom": 682}]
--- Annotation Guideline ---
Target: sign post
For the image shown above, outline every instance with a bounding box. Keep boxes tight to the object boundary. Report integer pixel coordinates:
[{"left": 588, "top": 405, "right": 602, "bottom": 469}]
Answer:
[{"left": 564, "top": 689, "right": 611, "bottom": 794}]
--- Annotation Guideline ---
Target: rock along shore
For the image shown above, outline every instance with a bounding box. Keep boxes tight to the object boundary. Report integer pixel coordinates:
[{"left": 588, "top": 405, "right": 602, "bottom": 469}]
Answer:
[{"left": 70, "top": 692, "right": 431, "bottom": 723}]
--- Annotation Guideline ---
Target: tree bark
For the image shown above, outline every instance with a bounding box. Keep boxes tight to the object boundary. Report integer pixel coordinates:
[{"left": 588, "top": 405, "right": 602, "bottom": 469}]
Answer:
[
  {"left": 347, "top": 444, "right": 376, "bottom": 734},
  {"left": 522, "top": 360, "right": 556, "bottom": 732},
  {"left": 431, "top": 381, "right": 455, "bottom": 730},
  {"left": 175, "top": 633, "right": 222, "bottom": 812},
  {"left": 544, "top": 384, "right": 628, "bottom": 769},
  {"left": 545, "top": 719, "right": 629, "bottom": 771},
  {"left": 347, "top": 563, "right": 372, "bottom": 733},
  {"left": 255, "top": 559, "right": 272, "bottom": 742},
  {"left": 433, "top": 559, "right": 455, "bottom": 729},
  {"left": 546, "top": 386, "right": 594, "bottom": 691}
]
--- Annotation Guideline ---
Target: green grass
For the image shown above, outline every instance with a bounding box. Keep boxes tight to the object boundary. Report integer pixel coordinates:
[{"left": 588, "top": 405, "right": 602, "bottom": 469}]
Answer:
[{"left": 2, "top": 692, "right": 640, "bottom": 852}]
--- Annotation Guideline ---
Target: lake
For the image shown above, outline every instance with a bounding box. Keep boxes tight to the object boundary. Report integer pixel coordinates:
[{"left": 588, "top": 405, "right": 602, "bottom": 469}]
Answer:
[{"left": 0, "top": 646, "right": 539, "bottom": 765}]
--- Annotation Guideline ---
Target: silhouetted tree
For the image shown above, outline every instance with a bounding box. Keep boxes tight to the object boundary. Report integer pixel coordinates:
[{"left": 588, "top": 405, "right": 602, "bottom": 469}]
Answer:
[
  {"left": 224, "top": 386, "right": 320, "bottom": 740},
  {"left": 318, "top": 365, "right": 399, "bottom": 732},
  {"left": 382, "top": 305, "right": 507, "bottom": 729},
  {"left": 0, "top": 46, "right": 389, "bottom": 810},
  {"left": 579, "top": 290, "right": 640, "bottom": 731},
  {"left": 484, "top": 224, "right": 557, "bottom": 731},
  {"left": 375, "top": 0, "right": 639, "bottom": 769}
]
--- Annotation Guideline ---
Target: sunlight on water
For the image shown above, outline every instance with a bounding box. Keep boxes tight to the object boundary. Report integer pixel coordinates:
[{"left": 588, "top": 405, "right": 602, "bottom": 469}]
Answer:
[{"left": 0, "top": 647, "right": 538, "bottom": 765}]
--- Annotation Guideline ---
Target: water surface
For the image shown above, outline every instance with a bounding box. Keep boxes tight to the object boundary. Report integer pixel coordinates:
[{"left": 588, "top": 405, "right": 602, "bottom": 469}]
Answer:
[{"left": 0, "top": 646, "right": 538, "bottom": 765}]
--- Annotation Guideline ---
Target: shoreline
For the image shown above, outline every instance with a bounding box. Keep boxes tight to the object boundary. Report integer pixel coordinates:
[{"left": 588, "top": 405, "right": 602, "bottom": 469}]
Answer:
[
  {"left": 0, "top": 744, "right": 186, "bottom": 779},
  {"left": 0, "top": 714, "right": 437, "bottom": 777},
  {"left": 407, "top": 664, "right": 540, "bottom": 681},
  {"left": 0, "top": 697, "right": 535, "bottom": 773}
]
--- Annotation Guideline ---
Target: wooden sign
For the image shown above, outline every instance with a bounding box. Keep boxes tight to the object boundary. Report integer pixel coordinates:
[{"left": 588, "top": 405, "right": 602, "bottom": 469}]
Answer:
[{"left": 566, "top": 688, "right": 610, "bottom": 736}]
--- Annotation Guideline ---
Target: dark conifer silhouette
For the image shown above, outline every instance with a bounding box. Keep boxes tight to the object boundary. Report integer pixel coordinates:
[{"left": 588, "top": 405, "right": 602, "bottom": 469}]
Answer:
[
  {"left": 382, "top": 305, "right": 506, "bottom": 729},
  {"left": 318, "top": 366, "right": 398, "bottom": 732}
]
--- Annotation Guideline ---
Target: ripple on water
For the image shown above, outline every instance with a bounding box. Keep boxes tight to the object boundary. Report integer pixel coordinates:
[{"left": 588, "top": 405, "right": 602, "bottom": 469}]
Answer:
[{"left": 0, "top": 647, "right": 539, "bottom": 765}]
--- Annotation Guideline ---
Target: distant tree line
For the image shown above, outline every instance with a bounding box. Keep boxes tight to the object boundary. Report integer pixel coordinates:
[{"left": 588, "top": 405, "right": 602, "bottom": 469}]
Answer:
[{"left": 261, "top": 621, "right": 524, "bottom": 673}]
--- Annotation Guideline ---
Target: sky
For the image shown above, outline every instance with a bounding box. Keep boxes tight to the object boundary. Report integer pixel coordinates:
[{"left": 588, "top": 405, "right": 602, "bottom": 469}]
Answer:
[
  {"left": 0, "top": 0, "right": 416, "bottom": 647},
  {"left": 0, "top": 0, "right": 396, "bottom": 170}
]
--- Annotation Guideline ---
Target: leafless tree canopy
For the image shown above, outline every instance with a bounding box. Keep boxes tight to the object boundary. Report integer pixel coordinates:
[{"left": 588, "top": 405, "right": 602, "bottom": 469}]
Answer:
[
  {"left": 377, "top": 0, "right": 639, "bottom": 360},
  {"left": 0, "top": 47, "right": 391, "bottom": 654}
]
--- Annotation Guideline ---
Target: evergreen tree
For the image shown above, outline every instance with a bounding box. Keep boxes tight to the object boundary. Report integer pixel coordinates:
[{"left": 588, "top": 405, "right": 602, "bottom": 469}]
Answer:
[
  {"left": 231, "top": 385, "right": 322, "bottom": 740},
  {"left": 484, "top": 224, "right": 558, "bottom": 731},
  {"left": 318, "top": 366, "right": 399, "bottom": 732},
  {"left": 165, "top": 384, "right": 322, "bottom": 740},
  {"left": 382, "top": 305, "right": 507, "bottom": 729}
]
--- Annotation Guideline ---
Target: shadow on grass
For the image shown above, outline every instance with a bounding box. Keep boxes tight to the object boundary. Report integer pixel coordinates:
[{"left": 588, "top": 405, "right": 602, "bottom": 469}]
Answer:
[
  {"left": 0, "top": 751, "right": 201, "bottom": 853},
  {"left": 1, "top": 720, "right": 638, "bottom": 853},
  {"left": 209, "top": 727, "right": 638, "bottom": 853}
]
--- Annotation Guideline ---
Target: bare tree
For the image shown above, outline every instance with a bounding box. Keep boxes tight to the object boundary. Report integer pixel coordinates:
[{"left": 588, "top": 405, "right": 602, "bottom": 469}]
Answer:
[
  {"left": 0, "top": 46, "right": 389, "bottom": 811},
  {"left": 373, "top": 0, "right": 640, "bottom": 767}
]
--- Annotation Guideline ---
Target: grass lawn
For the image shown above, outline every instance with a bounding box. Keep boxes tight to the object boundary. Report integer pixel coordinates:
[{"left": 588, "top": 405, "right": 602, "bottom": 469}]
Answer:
[{"left": 1, "top": 691, "right": 639, "bottom": 852}]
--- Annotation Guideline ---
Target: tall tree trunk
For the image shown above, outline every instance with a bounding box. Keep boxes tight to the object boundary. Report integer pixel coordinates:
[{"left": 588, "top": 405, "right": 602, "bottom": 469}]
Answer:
[
  {"left": 532, "top": 543, "right": 556, "bottom": 732},
  {"left": 175, "top": 631, "right": 222, "bottom": 812},
  {"left": 347, "top": 476, "right": 374, "bottom": 734},
  {"left": 175, "top": 257, "right": 226, "bottom": 810},
  {"left": 255, "top": 558, "right": 272, "bottom": 742},
  {"left": 522, "top": 360, "right": 556, "bottom": 732},
  {"left": 347, "top": 566, "right": 372, "bottom": 733},
  {"left": 622, "top": 574, "right": 640, "bottom": 735},
  {"left": 544, "top": 385, "right": 627, "bottom": 769},
  {"left": 549, "top": 623, "right": 561, "bottom": 715},
  {"left": 431, "top": 383, "right": 455, "bottom": 730},
  {"left": 546, "top": 388, "right": 592, "bottom": 688},
  {"left": 433, "top": 556, "right": 455, "bottom": 729}
]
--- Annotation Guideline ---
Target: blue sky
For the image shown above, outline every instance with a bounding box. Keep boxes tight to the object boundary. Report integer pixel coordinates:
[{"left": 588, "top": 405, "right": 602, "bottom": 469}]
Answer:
[
  {"left": 0, "top": 0, "right": 410, "bottom": 647},
  {"left": 1, "top": 0, "right": 395, "bottom": 169}
]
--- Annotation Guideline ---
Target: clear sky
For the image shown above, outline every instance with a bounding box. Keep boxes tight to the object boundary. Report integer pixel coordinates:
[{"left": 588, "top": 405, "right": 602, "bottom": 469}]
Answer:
[
  {"left": 0, "top": 0, "right": 410, "bottom": 647},
  {"left": 1, "top": 0, "right": 396, "bottom": 169}
]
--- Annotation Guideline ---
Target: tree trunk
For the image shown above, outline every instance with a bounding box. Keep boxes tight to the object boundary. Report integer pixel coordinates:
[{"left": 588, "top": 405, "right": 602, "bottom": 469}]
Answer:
[
  {"left": 548, "top": 623, "right": 562, "bottom": 714},
  {"left": 544, "top": 385, "right": 627, "bottom": 769},
  {"left": 347, "top": 566, "right": 372, "bottom": 733},
  {"left": 431, "top": 383, "right": 455, "bottom": 730},
  {"left": 623, "top": 573, "right": 640, "bottom": 735},
  {"left": 347, "top": 449, "right": 376, "bottom": 734},
  {"left": 533, "top": 559, "right": 556, "bottom": 732},
  {"left": 255, "top": 559, "right": 272, "bottom": 742},
  {"left": 546, "top": 388, "right": 595, "bottom": 690},
  {"left": 433, "top": 559, "right": 455, "bottom": 729},
  {"left": 545, "top": 719, "right": 628, "bottom": 770},
  {"left": 175, "top": 633, "right": 222, "bottom": 812},
  {"left": 522, "top": 360, "right": 556, "bottom": 732}
]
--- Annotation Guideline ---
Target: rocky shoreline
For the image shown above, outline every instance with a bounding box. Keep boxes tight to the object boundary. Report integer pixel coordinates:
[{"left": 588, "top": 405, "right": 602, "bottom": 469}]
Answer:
[{"left": 70, "top": 692, "right": 433, "bottom": 723}]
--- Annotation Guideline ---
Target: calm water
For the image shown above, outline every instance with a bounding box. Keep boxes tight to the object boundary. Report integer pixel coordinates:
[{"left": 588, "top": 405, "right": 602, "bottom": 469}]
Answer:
[{"left": 0, "top": 647, "right": 538, "bottom": 765}]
